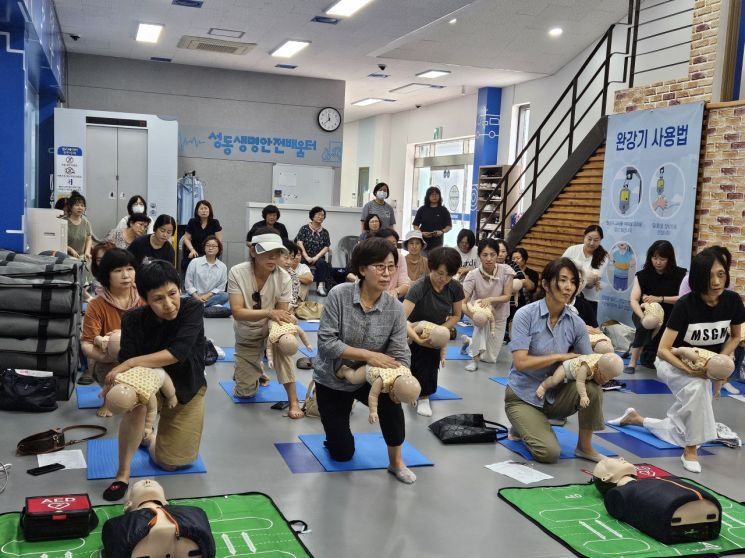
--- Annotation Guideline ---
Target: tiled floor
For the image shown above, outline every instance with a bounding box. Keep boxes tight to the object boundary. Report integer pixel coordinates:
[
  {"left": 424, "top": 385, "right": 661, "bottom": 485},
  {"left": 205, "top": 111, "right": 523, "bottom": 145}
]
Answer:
[{"left": 2, "top": 316, "right": 744, "bottom": 558}]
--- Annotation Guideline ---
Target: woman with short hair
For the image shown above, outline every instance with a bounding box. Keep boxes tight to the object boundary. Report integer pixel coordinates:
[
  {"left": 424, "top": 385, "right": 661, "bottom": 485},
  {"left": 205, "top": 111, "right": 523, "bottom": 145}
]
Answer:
[
  {"left": 246, "top": 204, "right": 289, "bottom": 242},
  {"left": 116, "top": 195, "right": 152, "bottom": 233},
  {"left": 295, "top": 206, "right": 332, "bottom": 297},
  {"left": 128, "top": 214, "right": 176, "bottom": 266},
  {"left": 315, "top": 237, "right": 414, "bottom": 483},
  {"left": 404, "top": 246, "right": 464, "bottom": 417},
  {"left": 360, "top": 182, "right": 396, "bottom": 231},
  {"left": 106, "top": 213, "right": 151, "bottom": 249}
]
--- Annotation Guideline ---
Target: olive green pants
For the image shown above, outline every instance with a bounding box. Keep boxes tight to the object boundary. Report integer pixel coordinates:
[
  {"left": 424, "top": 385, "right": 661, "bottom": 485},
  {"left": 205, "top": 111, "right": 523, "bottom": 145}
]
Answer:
[{"left": 504, "top": 382, "right": 604, "bottom": 463}]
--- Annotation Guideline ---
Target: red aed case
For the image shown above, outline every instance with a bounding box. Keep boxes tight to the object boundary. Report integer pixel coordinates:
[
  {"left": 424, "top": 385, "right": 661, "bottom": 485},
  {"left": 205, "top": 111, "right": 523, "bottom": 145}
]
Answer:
[{"left": 21, "top": 494, "right": 99, "bottom": 541}]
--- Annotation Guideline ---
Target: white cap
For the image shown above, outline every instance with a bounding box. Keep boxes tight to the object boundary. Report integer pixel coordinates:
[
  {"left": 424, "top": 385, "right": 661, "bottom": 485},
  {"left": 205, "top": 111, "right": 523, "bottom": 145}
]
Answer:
[
  {"left": 403, "top": 230, "right": 427, "bottom": 250},
  {"left": 252, "top": 233, "right": 287, "bottom": 254}
]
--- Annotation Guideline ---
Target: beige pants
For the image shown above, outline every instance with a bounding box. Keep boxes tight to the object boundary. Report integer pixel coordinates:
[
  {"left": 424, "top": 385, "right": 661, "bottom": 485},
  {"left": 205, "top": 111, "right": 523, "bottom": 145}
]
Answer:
[
  {"left": 504, "top": 382, "right": 604, "bottom": 463},
  {"left": 154, "top": 385, "right": 206, "bottom": 467},
  {"left": 234, "top": 335, "right": 295, "bottom": 398}
]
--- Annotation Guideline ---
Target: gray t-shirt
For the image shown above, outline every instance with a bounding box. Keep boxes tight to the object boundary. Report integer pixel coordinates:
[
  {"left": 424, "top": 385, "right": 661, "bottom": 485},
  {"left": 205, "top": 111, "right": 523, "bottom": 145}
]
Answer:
[
  {"left": 314, "top": 282, "right": 410, "bottom": 392},
  {"left": 361, "top": 200, "right": 396, "bottom": 229},
  {"left": 405, "top": 276, "right": 464, "bottom": 324}
]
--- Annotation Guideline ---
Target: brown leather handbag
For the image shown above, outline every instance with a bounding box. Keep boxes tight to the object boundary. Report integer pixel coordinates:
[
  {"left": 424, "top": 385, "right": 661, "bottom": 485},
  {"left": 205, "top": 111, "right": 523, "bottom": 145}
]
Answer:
[{"left": 16, "top": 425, "right": 107, "bottom": 456}]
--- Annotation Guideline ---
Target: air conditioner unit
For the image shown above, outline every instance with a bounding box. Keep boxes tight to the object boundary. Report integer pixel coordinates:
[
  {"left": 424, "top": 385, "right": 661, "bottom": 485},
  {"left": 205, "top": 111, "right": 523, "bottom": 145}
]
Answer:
[{"left": 177, "top": 35, "right": 255, "bottom": 55}]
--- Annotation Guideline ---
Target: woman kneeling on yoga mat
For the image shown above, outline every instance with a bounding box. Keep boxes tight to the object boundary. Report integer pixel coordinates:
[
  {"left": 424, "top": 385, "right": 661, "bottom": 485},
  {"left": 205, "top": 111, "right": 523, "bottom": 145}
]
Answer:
[
  {"left": 314, "top": 237, "right": 415, "bottom": 483},
  {"left": 101, "top": 260, "right": 207, "bottom": 501},
  {"left": 504, "top": 258, "right": 605, "bottom": 464},
  {"left": 609, "top": 248, "right": 744, "bottom": 474}
]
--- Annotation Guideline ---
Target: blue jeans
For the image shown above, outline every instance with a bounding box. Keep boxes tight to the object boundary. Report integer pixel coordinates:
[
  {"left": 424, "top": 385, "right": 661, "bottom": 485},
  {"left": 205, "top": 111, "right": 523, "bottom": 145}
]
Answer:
[
  {"left": 733, "top": 346, "right": 744, "bottom": 382},
  {"left": 205, "top": 291, "right": 229, "bottom": 307}
]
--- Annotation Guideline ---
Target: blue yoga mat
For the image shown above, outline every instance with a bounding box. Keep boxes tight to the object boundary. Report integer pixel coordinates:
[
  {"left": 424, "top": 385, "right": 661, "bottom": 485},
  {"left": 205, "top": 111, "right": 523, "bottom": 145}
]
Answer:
[
  {"left": 455, "top": 323, "right": 474, "bottom": 336},
  {"left": 298, "top": 346, "right": 318, "bottom": 358},
  {"left": 616, "top": 351, "right": 631, "bottom": 365},
  {"left": 498, "top": 426, "right": 617, "bottom": 461},
  {"left": 219, "top": 380, "right": 307, "bottom": 403},
  {"left": 275, "top": 442, "right": 325, "bottom": 474},
  {"left": 87, "top": 439, "right": 206, "bottom": 480},
  {"left": 298, "top": 432, "right": 433, "bottom": 472},
  {"left": 76, "top": 385, "right": 104, "bottom": 409},
  {"left": 489, "top": 376, "right": 509, "bottom": 386},
  {"left": 605, "top": 423, "right": 718, "bottom": 449},
  {"left": 619, "top": 379, "right": 671, "bottom": 395},
  {"left": 445, "top": 346, "right": 471, "bottom": 360},
  {"left": 595, "top": 432, "right": 713, "bottom": 459},
  {"left": 429, "top": 385, "right": 462, "bottom": 401},
  {"left": 217, "top": 347, "right": 235, "bottom": 363},
  {"left": 298, "top": 321, "right": 320, "bottom": 332}
]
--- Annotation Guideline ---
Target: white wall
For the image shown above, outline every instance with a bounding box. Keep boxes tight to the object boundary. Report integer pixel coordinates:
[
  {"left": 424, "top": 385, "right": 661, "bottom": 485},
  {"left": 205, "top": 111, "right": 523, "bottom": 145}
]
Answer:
[{"left": 340, "top": 94, "right": 478, "bottom": 227}]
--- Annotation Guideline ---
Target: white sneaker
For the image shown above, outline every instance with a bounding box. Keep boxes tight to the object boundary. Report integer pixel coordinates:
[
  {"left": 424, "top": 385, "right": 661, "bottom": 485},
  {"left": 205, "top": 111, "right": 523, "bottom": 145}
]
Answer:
[
  {"left": 416, "top": 399, "right": 432, "bottom": 417},
  {"left": 465, "top": 361, "right": 478, "bottom": 372},
  {"left": 681, "top": 454, "right": 701, "bottom": 473},
  {"left": 723, "top": 382, "right": 740, "bottom": 395},
  {"left": 607, "top": 407, "right": 636, "bottom": 426}
]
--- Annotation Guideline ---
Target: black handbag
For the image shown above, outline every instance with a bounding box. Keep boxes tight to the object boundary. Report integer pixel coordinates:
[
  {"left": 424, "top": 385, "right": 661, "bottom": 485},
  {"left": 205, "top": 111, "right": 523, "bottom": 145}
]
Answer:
[
  {"left": 429, "top": 413, "right": 508, "bottom": 444},
  {"left": 0, "top": 369, "right": 58, "bottom": 412}
]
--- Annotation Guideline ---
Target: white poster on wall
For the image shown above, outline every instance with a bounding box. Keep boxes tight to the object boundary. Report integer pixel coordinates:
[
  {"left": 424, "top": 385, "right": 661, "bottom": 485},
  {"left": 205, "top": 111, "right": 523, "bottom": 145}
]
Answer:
[{"left": 54, "top": 146, "right": 84, "bottom": 197}]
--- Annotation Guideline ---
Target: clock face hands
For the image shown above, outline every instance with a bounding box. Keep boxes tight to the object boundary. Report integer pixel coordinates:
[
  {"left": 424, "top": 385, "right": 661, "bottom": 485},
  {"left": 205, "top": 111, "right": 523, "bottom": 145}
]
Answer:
[{"left": 318, "top": 107, "right": 341, "bottom": 131}]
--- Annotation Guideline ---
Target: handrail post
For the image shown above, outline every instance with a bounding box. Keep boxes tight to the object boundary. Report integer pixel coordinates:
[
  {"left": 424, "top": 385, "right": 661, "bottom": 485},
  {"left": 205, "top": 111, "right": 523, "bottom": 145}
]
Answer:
[
  {"left": 569, "top": 80, "right": 577, "bottom": 156},
  {"left": 532, "top": 130, "right": 540, "bottom": 203},
  {"left": 629, "top": 0, "right": 641, "bottom": 88},
  {"left": 602, "top": 29, "right": 612, "bottom": 116},
  {"left": 501, "top": 187, "right": 507, "bottom": 239}
]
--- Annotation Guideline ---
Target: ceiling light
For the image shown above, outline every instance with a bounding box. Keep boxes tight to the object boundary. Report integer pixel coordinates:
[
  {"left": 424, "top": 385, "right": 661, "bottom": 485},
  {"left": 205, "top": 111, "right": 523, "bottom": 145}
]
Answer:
[
  {"left": 449, "top": 18, "right": 457, "bottom": 24},
  {"left": 208, "top": 28, "right": 245, "bottom": 38},
  {"left": 270, "top": 40, "right": 311, "bottom": 58},
  {"left": 549, "top": 27, "right": 563, "bottom": 37},
  {"left": 417, "top": 70, "right": 450, "bottom": 79},
  {"left": 352, "top": 98, "right": 383, "bottom": 106},
  {"left": 389, "top": 83, "right": 431, "bottom": 94},
  {"left": 326, "top": 0, "right": 374, "bottom": 17},
  {"left": 136, "top": 23, "right": 163, "bottom": 43}
]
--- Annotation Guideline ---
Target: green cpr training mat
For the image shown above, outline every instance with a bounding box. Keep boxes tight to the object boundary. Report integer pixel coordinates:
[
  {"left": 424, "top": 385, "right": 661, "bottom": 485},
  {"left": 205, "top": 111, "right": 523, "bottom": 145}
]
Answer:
[
  {"left": 0, "top": 492, "right": 313, "bottom": 558},
  {"left": 499, "top": 482, "right": 745, "bottom": 558}
]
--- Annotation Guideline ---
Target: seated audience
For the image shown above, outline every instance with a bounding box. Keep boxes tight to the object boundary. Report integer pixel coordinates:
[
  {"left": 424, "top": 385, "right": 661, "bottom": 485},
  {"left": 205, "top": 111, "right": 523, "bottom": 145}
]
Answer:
[
  {"left": 128, "top": 214, "right": 176, "bottom": 266},
  {"left": 295, "top": 206, "right": 332, "bottom": 297},
  {"left": 184, "top": 235, "right": 228, "bottom": 307},
  {"left": 246, "top": 204, "right": 289, "bottom": 242},
  {"left": 106, "top": 213, "right": 151, "bottom": 249},
  {"left": 403, "top": 230, "right": 428, "bottom": 283}
]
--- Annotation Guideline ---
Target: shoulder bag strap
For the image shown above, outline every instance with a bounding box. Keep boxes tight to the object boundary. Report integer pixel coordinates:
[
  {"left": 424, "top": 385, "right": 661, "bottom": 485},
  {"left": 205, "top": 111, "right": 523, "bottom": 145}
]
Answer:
[
  {"left": 483, "top": 420, "right": 509, "bottom": 440},
  {"left": 60, "top": 425, "right": 108, "bottom": 447}
]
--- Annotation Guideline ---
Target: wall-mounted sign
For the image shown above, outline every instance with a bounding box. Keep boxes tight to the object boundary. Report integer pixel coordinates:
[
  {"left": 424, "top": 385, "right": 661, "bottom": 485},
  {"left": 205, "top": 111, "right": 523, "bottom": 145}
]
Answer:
[{"left": 54, "top": 146, "right": 83, "bottom": 197}]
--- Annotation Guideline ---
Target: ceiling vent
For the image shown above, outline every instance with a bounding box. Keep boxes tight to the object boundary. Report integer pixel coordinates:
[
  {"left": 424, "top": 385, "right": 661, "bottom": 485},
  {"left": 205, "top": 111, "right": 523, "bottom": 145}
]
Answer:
[{"left": 177, "top": 35, "right": 255, "bottom": 55}]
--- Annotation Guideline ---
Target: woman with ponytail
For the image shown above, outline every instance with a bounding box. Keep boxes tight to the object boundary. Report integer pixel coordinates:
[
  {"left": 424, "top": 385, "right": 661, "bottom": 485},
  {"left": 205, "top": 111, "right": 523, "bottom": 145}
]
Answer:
[{"left": 562, "top": 225, "right": 608, "bottom": 324}]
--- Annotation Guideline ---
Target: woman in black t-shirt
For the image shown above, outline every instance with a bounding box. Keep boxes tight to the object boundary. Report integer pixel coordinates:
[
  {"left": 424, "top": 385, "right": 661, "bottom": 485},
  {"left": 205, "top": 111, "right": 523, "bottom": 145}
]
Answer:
[
  {"left": 404, "top": 247, "right": 464, "bottom": 417},
  {"left": 128, "top": 214, "right": 176, "bottom": 266},
  {"left": 626, "top": 241, "right": 687, "bottom": 373},
  {"left": 182, "top": 201, "right": 223, "bottom": 271},
  {"left": 609, "top": 249, "right": 745, "bottom": 473},
  {"left": 412, "top": 187, "right": 452, "bottom": 251}
]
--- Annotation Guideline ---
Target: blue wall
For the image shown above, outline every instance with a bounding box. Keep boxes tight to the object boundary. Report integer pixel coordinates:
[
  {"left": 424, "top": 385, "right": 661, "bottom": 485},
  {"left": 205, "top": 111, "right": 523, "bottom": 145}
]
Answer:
[{"left": 0, "top": 0, "right": 65, "bottom": 251}]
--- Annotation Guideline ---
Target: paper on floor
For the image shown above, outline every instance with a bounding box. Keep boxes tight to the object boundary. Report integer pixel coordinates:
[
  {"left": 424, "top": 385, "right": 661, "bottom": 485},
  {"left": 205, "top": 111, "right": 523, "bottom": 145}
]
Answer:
[
  {"left": 485, "top": 461, "right": 553, "bottom": 484},
  {"left": 38, "top": 449, "right": 87, "bottom": 469}
]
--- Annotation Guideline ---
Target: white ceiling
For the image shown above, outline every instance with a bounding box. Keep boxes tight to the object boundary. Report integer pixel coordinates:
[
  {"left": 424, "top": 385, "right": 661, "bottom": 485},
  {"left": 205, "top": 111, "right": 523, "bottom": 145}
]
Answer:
[{"left": 53, "top": 0, "right": 628, "bottom": 121}]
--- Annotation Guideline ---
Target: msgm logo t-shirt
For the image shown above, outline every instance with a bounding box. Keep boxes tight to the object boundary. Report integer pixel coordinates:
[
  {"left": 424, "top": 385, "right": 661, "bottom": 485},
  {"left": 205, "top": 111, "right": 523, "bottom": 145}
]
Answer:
[{"left": 668, "top": 290, "right": 745, "bottom": 354}]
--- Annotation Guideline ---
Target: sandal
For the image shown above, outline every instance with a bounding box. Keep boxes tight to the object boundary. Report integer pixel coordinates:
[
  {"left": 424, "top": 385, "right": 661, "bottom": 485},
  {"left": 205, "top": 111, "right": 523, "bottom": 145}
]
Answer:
[{"left": 103, "top": 480, "right": 129, "bottom": 501}]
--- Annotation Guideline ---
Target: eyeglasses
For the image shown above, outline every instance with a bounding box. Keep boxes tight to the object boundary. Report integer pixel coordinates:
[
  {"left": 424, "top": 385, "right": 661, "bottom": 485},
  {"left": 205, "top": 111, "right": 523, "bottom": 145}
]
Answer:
[
  {"left": 251, "top": 292, "right": 262, "bottom": 310},
  {"left": 204, "top": 244, "right": 219, "bottom": 249},
  {"left": 369, "top": 264, "right": 398, "bottom": 274}
]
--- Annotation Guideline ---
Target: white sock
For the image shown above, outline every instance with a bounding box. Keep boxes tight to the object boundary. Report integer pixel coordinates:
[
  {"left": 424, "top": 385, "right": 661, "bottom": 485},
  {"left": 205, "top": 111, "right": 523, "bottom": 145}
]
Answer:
[{"left": 417, "top": 399, "right": 432, "bottom": 416}]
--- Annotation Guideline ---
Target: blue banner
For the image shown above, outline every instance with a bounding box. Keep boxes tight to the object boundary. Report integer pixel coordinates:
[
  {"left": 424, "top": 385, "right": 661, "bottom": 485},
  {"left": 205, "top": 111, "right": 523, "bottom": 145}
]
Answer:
[
  {"left": 598, "top": 102, "right": 704, "bottom": 325},
  {"left": 470, "top": 87, "right": 501, "bottom": 230}
]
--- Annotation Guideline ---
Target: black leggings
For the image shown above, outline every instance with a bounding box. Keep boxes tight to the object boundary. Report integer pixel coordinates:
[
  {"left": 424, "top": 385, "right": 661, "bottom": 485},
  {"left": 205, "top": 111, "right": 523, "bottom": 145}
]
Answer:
[{"left": 315, "top": 381, "right": 405, "bottom": 462}]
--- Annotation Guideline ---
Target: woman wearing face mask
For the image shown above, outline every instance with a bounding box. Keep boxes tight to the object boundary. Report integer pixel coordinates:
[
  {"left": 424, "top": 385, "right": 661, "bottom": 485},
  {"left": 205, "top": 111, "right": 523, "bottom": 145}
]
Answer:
[
  {"left": 127, "top": 214, "right": 176, "bottom": 266},
  {"left": 504, "top": 258, "right": 603, "bottom": 463},
  {"left": 117, "top": 196, "right": 153, "bottom": 234},
  {"left": 562, "top": 225, "right": 608, "bottom": 325},
  {"left": 360, "top": 182, "right": 396, "bottom": 233}
]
